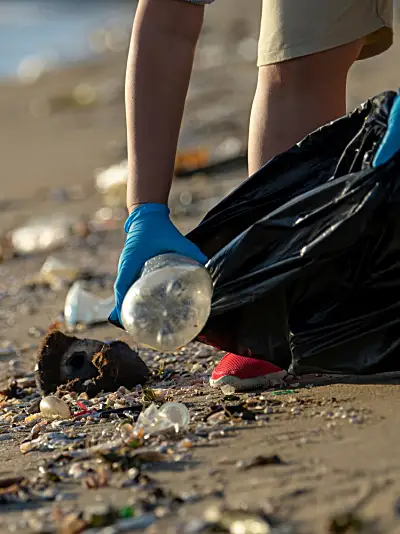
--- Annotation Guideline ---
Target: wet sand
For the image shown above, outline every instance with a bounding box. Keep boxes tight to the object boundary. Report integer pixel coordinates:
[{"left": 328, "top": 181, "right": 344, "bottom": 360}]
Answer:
[{"left": 0, "top": 1, "right": 399, "bottom": 532}]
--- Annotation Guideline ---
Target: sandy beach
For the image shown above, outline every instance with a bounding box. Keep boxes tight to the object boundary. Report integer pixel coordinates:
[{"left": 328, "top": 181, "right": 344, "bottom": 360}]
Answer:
[{"left": 0, "top": 2, "right": 399, "bottom": 533}]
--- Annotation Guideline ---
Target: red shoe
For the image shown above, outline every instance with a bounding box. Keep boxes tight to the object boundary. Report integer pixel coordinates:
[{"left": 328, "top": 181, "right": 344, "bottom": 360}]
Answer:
[{"left": 210, "top": 353, "right": 287, "bottom": 392}]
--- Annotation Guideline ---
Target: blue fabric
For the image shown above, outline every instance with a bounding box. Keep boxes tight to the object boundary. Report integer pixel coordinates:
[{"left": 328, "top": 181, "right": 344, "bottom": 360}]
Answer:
[
  {"left": 109, "top": 203, "right": 207, "bottom": 328},
  {"left": 373, "top": 91, "right": 400, "bottom": 167}
]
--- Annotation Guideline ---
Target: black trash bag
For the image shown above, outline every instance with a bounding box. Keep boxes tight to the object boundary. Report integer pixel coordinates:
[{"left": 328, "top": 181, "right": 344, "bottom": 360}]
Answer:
[{"left": 188, "top": 91, "right": 400, "bottom": 375}]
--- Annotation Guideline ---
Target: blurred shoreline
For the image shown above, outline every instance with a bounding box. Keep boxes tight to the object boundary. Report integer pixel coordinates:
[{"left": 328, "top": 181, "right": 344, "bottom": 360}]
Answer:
[
  {"left": 0, "top": 0, "right": 135, "bottom": 79},
  {"left": 0, "top": 1, "right": 398, "bottom": 221}
]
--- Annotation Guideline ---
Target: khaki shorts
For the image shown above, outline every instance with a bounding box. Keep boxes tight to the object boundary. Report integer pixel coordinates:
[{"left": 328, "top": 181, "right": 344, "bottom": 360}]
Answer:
[{"left": 258, "top": 0, "right": 393, "bottom": 66}]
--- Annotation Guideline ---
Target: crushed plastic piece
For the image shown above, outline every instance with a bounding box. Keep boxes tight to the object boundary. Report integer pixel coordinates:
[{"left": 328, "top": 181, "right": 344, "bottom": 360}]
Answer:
[
  {"left": 135, "top": 402, "right": 190, "bottom": 436},
  {"left": 64, "top": 281, "right": 115, "bottom": 327},
  {"left": 158, "top": 402, "right": 191, "bottom": 430}
]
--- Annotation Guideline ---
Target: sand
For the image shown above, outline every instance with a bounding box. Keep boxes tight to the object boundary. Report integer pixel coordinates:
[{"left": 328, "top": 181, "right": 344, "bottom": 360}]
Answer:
[{"left": 0, "top": 1, "right": 399, "bottom": 532}]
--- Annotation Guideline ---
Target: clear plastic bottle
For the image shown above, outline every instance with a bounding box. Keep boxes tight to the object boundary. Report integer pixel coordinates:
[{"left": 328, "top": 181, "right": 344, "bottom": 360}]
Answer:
[{"left": 121, "top": 254, "right": 213, "bottom": 352}]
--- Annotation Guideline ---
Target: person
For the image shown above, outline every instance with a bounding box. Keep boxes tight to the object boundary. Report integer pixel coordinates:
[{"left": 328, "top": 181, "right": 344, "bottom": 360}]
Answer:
[{"left": 109, "top": 0, "right": 394, "bottom": 391}]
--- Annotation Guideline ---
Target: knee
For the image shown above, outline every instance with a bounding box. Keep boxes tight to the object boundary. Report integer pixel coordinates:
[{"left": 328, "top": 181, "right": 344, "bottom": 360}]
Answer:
[{"left": 256, "top": 39, "right": 365, "bottom": 96}]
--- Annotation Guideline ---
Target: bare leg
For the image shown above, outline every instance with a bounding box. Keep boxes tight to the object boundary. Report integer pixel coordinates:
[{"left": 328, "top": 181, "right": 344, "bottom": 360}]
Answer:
[{"left": 248, "top": 39, "right": 365, "bottom": 175}]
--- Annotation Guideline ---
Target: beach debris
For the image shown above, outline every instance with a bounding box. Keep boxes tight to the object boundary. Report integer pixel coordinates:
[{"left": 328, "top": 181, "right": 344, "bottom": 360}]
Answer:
[
  {"left": 175, "top": 148, "right": 210, "bottom": 175},
  {"left": 205, "top": 403, "right": 257, "bottom": 422},
  {"left": 135, "top": 402, "right": 190, "bottom": 437},
  {"left": 11, "top": 214, "right": 76, "bottom": 255},
  {"left": 55, "top": 504, "right": 155, "bottom": 533},
  {"left": 40, "top": 396, "right": 71, "bottom": 419},
  {"left": 221, "top": 384, "right": 236, "bottom": 396},
  {"left": 95, "top": 160, "right": 129, "bottom": 208},
  {"left": 35, "top": 330, "right": 149, "bottom": 396},
  {"left": 64, "top": 281, "right": 114, "bottom": 327},
  {"left": 35, "top": 256, "right": 81, "bottom": 290},
  {"left": 203, "top": 504, "right": 272, "bottom": 534},
  {"left": 0, "top": 379, "right": 25, "bottom": 400},
  {"left": 0, "top": 341, "right": 17, "bottom": 357},
  {"left": 158, "top": 402, "right": 191, "bottom": 430},
  {"left": 0, "top": 471, "right": 60, "bottom": 505},
  {"left": 236, "top": 454, "right": 285, "bottom": 471}
]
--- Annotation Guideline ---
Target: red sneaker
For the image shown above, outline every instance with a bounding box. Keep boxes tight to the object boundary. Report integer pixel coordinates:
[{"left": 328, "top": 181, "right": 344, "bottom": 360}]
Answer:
[{"left": 210, "top": 353, "right": 287, "bottom": 392}]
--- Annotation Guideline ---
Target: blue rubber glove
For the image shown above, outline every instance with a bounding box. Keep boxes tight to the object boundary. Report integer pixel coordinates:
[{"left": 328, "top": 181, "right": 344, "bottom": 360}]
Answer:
[
  {"left": 373, "top": 91, "right": 400, "bottom": 167},
  {"left": 109, "top": 203, "right": 207, "bottom": 328}
]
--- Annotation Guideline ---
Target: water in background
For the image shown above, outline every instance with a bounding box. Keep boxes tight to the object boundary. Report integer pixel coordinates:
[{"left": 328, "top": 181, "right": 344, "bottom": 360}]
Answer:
[{"left": 0, "top": 0, "right": 136, "bottom": 79}]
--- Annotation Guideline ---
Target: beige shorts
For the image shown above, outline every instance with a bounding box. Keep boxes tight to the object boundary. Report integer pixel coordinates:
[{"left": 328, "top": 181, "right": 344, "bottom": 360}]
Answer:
[{"left": 258, "top": 0, "right": 393, "bottom": 66}]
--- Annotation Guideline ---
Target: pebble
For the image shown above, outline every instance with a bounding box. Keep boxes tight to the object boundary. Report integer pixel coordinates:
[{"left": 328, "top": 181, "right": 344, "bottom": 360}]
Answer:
[{"left": 221, "top": 384, "right": 236, "bottom": 395}]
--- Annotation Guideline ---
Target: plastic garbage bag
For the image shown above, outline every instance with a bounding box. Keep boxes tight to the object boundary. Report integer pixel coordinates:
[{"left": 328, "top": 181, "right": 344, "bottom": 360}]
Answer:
[{"left": 188, "top": 91, "right": 400, "bottom": 375}]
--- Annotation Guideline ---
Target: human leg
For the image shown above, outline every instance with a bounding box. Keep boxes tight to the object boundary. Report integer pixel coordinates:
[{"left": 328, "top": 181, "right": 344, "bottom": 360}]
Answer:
[{"left": 248, "top": 39, "right": 364, "bottom": 174}]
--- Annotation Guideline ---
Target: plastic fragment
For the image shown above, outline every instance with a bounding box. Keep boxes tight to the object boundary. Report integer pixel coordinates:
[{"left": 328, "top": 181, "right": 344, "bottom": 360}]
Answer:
[
  {"left": 64, "top": 281, "right": 115, "bottom": 327},
  {"left": 135, "top": 402, "right": 190, "bottom": 436}
]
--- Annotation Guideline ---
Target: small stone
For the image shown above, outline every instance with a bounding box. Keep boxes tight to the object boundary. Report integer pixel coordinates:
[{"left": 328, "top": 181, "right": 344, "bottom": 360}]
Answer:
[
  {"left": 221, "top": 384, "right": 236, "bottom": 395},
  {"left": 236, "top": 454, "right": 285, "bottom": 470},
  {"left": 20, "top": 441, "right": 34, "bottom": 454},
  {"left": 190, "top": 363, "right": 204, "bottom": 374},
  {"left": 30, "top": 424, "right": 43, "bottom": 440},
  {"left": 40, "top": 396, "right": 71, "bottom": 419},
  {"left": 24, "top": 413, "right": 42, "bottom": 425},
  {"left": 395, "top": 497, "right": 400, "bottom": 518},
  {"left": 179, "top": 438, "right": 193, "bottom": 449}
]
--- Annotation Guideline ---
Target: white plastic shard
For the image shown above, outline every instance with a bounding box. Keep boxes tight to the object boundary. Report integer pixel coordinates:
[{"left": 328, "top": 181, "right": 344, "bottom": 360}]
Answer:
[{"left": 64, "top": 281, "right": 115, "bottom": 327}]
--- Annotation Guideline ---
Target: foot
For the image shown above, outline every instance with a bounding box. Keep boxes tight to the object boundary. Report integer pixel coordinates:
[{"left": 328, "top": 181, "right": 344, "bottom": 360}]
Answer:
[{"left": 210, "top": 353, "right": 287, "bottom": 392}]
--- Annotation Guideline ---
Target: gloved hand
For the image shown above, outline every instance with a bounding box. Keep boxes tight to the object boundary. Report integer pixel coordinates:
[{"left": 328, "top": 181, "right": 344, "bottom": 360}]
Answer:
[
  {"left": 109, "top": 203, "right": 207, "bottom": 328},
  {"left": 373, "top": 91, "right": 400, "bottom": 167}
]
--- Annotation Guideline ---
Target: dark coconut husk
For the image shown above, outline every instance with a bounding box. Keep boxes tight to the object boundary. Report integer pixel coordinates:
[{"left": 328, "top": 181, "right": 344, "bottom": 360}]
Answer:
[{"left": 35, "top": 330, "right": 149, "bottom": 397}]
